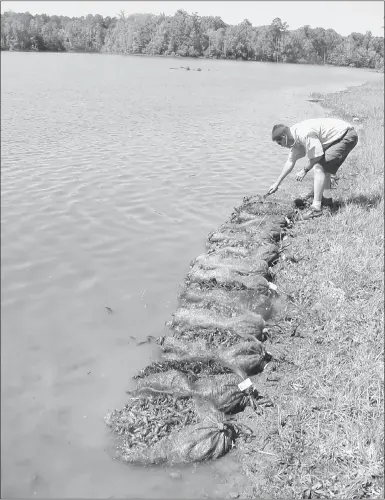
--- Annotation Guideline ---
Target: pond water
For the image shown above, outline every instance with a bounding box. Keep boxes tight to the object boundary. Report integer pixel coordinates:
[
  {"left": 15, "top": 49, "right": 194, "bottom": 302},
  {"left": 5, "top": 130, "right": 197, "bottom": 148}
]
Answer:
[{"left": 1, "top": 52, "right": 382, "bottom": 498}]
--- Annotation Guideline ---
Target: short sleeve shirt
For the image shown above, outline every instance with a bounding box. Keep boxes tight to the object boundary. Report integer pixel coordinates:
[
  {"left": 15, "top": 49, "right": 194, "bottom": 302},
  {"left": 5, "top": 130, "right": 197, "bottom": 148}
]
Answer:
[{"left": 288, "top": 118, "right": 352, "bottom": 163}]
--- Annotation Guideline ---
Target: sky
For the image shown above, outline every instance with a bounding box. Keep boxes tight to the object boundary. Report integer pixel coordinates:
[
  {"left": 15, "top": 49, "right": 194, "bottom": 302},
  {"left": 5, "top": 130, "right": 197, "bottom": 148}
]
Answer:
[{"left": 1, "top": 1, "right": 384, "bottom": 37}]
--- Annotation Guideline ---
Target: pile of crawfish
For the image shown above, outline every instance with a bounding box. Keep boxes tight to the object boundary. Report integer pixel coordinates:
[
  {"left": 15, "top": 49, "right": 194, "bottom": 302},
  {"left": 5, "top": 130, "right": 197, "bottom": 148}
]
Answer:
[{"left": 105, "top": 194, "right": 298, "bottom": 465}]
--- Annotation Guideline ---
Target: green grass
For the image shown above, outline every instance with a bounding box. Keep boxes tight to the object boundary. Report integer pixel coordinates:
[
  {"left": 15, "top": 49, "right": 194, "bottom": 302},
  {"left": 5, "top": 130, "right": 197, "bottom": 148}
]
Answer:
[{"left": 239, "top": 82, "right": 384, "bottom": 499}]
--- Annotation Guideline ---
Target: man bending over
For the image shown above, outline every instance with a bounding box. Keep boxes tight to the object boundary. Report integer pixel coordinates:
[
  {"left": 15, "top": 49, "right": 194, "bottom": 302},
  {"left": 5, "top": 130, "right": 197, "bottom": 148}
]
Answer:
[{"left": 267, "top": 117, "right": 358, "bottom": 219}]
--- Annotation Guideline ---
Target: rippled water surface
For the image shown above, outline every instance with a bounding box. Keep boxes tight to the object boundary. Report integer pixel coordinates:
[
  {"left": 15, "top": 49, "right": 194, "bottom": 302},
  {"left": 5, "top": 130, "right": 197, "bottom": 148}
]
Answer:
[{"left": 1, "top": 52, "right": 382, "bottom": 498}]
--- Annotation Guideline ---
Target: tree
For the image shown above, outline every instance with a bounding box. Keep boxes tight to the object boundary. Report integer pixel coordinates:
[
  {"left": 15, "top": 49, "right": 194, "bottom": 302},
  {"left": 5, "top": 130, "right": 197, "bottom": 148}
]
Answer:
[
  {"left": 270, "top": 17, "right": 289, "bottom": 62},
  {"left": 0, "top": 9, "right": 383, "bottom": 71}
]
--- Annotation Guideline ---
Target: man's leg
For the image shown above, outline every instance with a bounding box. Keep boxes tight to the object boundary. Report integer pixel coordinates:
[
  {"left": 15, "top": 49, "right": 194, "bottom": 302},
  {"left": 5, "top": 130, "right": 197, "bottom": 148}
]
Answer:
[
  {"left": 312, "top": 163, "right": 326, "bottom": 210},
  {"left": 315, "top": 129, "right": 358, "bottom": 208},
  {"left": 303, "top": 130, "right": 358, "bottom": 219},
  {"left": 300, "top": 165, "right": 326, "bottom": 218},
  {"left": 322, "top": 172, "right": 333, "bottom": 204}
]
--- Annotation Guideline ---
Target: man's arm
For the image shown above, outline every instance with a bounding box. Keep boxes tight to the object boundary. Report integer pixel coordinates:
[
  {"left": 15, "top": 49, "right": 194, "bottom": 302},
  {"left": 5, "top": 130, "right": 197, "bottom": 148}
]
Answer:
[
  {"left": 298, "top": 133, "right": 324, "bottom": 175},
  {"left": 304, "top": 155, "right": 324, "bottom": 173},
  {"left": 267, "top": 159, "right": 296, "bottom": 194},
  {"left": 276, "top": 159, "right": 297, "bottom": 184},
  {"left": 295, "top": 155, "right": 324, "bottom": 181}
]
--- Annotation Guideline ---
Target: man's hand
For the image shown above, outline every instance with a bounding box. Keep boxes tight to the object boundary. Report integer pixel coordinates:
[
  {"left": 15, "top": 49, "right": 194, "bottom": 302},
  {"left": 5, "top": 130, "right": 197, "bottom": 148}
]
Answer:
[
  {"left": 267, "top": 182, "right": 279, "bottom": 195},
  {"left": 295, "top": 169, "right": 307, "bottom": 182}
]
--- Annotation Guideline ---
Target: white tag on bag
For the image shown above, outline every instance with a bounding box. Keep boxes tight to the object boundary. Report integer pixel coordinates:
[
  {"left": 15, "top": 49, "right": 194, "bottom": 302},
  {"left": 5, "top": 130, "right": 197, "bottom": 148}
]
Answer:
[{"left": 238, "top": 378, "right": 253, "bottom": 391}]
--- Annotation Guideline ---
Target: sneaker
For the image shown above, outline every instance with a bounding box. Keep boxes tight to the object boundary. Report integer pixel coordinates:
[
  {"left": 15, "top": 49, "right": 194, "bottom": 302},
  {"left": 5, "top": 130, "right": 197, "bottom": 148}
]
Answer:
[
  {"left": 301, "top": 208, "right": 323, "bottom": 220},
  {"left": 299, "top": 193, "right": 333, "bottom": 206}
]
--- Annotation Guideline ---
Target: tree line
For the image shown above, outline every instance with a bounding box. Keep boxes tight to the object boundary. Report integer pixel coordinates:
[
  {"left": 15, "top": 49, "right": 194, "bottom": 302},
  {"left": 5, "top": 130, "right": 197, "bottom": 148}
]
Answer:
[{"left": 1, "top": 9, "right": 384, "bottom": 70}]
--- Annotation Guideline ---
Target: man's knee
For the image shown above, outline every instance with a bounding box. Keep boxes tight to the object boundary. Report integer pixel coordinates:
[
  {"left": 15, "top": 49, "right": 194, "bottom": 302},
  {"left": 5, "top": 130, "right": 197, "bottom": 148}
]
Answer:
[{"left": 313, "top": 163, "right": 325, "bottom": 174}]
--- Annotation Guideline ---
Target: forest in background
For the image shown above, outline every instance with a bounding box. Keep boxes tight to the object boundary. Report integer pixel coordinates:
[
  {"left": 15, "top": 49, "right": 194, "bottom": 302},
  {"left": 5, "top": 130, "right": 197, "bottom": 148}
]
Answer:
[{"left": 1, "top": 9, "right": 384, "bottom": 69}]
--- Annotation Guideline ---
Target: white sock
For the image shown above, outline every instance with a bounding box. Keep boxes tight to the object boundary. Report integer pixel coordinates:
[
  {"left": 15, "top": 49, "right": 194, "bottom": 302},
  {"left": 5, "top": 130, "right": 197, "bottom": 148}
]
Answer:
[{"left": 312, "top": 201, "right": 321, "bottom": 211}]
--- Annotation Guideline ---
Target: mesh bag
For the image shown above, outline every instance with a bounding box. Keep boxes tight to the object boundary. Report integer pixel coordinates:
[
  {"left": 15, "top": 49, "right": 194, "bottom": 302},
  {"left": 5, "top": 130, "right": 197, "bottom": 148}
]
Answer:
[
  {"left": 120, "top": 410, "right": 235, "bottom": 465},
  {"left": 105, "top": 394, "right": 198, "bottom": 454},
  {"left": 223, "top": 214, "right": 289, "bottom": 233},
  {"left": 134, "top": 358, "right": 232, "bottom": 380},
  {"left": 217, "top": 341, "right": 270, "bottom": 375},
  {"left": 105, "top": 192, "right": 295, "bottom": 468},
  {"left": 191, "top": 253, "right": 269, "bottom": 278},
  {"left": 257, "top": 226, "right": 283, "bottom": 243},
  {"left": 169, "top": 324, "right": 256, "bottom": 348},
  {"left": 160, "top": 337, "right": 269, "bottom": 376},
  {"left": 206, "top": 231, "right": 262, "bottom": 251},
  {"left": 130, "top": 370, "right": 193, "bottom": 397},
  {"left": 210, "top": 244, "right": 279, "bottom": 266},
  {"left": 179, "top": 285, "right": 274, "bottom": 319},
  {"left": 170, "top": 307, "right": 266, "bottom": 341},
  {"left": 130, "top": 372, "right": 260, "bottom": 415},
  {"left": 207, "top": 246, "right": 249, "bottom": 258},
  {"left": 190, "top": 373, "right": 260, "bottom": 414},
  {"left": 160, "top": 336, "right": 210, "bottom": 360},
  {"left": 186, "top": 266, "right": 271, "bottom": 295},
  {"left": 231, "top": 194, "right": 295, "bottom": 220},
  {"left": 228, "top": 215, "right": 288, "bottom": 244},
  {"left": 249, "top": 244, "right": 280, "bottom": 265}
]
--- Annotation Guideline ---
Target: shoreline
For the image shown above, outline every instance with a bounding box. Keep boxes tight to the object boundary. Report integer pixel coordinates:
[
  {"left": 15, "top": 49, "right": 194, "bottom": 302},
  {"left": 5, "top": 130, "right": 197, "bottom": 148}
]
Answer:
[
  {"left": 1, "top": 49, "right": 383, "bottom": 72},
  {"left": 237, "top": 81, "right": 384, "bottom": 499}
]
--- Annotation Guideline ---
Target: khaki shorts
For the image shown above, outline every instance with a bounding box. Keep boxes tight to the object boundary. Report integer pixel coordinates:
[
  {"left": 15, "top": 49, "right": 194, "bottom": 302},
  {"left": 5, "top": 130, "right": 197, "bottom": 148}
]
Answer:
[{"left": 320, "top": 128, "right": 358, "bottom": 175}]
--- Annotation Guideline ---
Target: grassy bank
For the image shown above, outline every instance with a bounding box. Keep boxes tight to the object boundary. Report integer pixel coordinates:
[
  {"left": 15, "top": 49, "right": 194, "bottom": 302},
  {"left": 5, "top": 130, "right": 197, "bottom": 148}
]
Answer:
[{"left": 238, "top": 82, "right": 384, "bottom": 499}]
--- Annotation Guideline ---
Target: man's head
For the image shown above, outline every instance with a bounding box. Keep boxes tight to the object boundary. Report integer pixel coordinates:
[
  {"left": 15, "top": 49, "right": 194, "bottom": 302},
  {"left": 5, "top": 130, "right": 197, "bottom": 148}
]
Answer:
[{"left": 272, "top": 124, "right": 293, "bottom": 148}]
